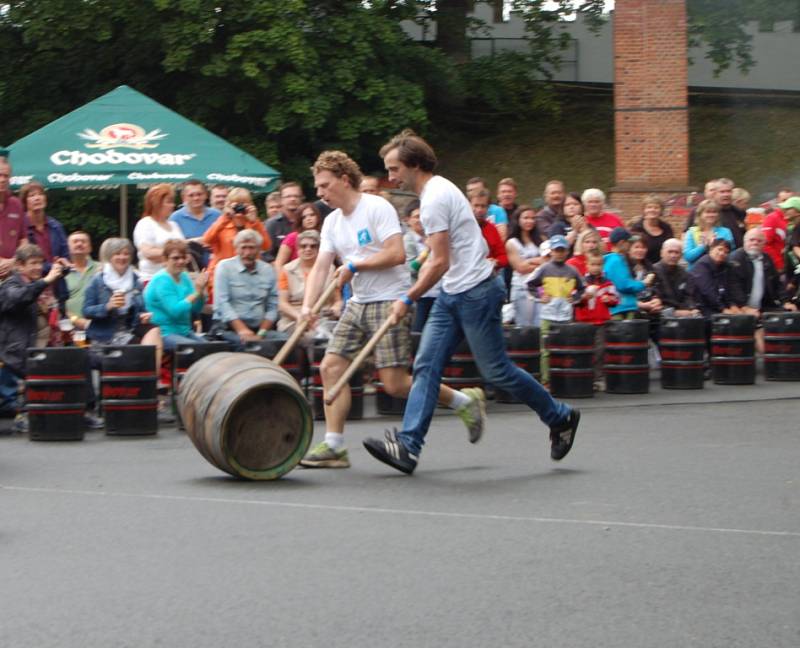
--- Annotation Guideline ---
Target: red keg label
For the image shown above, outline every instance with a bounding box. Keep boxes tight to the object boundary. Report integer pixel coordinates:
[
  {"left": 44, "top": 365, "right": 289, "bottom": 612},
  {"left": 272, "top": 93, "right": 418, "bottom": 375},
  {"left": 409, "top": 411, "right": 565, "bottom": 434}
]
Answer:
[
  {"left": 604, "top": 354, "right": 634, "bottom": 364},
  {"left": 549, "top": 357, "right": 576, "bottom": 368},
  {"left": 102, "top": 385, "right": 142, "bottom": 398},
  {"left": 765, "top": 343, "right": 792, "bottom": 353},
  {"left": 712, "top": 345, "right": 742, "bottom": 356},
  {"left": 443, "top": 367, "right": 464, "bottom": 377},
  {"left": 661, "top": 349, "right": 692, "bottom": 360},
  {"left": 26, "top": 390, "right": 65, "bottom": 402}
]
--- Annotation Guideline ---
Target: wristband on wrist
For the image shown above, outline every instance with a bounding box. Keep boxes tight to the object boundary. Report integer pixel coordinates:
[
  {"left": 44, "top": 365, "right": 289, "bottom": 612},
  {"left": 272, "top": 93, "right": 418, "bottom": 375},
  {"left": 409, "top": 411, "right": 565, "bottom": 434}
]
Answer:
[
  {"left": 402, "top": 295, "right": 414, "bottom": 306},
  {"left": 347, "top": 261, "right": 357, "bottom": 274},
  {"left": 257, "top": 329, "right": 268, "bottom": 338}
]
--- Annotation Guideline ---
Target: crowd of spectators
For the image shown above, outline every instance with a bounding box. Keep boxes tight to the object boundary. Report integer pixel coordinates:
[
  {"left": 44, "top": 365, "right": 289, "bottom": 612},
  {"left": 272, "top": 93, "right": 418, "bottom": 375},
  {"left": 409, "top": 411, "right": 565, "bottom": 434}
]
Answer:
[{"left": 1, "top": 147, "right": 799, "bottom": 430}]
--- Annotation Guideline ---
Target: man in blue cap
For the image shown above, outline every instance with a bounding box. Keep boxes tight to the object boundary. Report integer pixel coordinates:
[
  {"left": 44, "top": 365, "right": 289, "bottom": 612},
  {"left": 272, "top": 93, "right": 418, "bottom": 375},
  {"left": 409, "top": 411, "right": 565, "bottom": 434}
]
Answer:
[{"left": 362, "top": 131, "right": 580, "bottom": 474}]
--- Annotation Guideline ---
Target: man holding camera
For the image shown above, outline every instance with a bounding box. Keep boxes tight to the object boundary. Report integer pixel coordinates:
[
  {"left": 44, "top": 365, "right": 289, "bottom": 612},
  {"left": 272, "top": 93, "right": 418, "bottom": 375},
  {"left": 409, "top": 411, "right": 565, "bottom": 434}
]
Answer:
[{"left": 202, "top": 189, "right": 270, "bottom": 301}]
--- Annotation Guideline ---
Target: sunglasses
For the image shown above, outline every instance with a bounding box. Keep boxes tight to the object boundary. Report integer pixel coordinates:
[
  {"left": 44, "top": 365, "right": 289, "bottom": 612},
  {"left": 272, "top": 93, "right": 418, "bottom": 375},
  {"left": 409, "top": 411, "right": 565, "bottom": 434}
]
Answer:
[{"left": 298, "top": 243, "right": 319, "bottom": 250}]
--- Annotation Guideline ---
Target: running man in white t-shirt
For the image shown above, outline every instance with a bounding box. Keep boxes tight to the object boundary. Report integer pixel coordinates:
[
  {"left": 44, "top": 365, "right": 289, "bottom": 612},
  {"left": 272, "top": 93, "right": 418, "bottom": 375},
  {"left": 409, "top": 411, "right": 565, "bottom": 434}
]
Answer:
[
  {"left": 363, "top": 131, "right": 581, "bottom": 474},
  {"left": 298, "top": 151, "right": 487, "bottom": 468}
]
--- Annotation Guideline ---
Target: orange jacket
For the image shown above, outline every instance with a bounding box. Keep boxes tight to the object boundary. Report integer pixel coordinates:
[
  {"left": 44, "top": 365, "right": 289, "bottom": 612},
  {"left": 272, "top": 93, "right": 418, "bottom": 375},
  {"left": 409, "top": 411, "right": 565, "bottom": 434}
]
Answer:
[{"left": 203, "top": 215, "right": 271, "bottom": 300}]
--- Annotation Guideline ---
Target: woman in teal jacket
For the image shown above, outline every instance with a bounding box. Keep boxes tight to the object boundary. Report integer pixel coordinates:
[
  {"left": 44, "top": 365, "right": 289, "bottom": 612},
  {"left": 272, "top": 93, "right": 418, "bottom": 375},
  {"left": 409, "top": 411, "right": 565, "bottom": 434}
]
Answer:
[
  {"left": 603, "top": 228, "right": 653, "bottom": 318},
  {"left": 144, "top": 239, "right": 209, "bottom": 350},
  {"left": 684, "top": 199, "right": 734, "bottom": 269}
]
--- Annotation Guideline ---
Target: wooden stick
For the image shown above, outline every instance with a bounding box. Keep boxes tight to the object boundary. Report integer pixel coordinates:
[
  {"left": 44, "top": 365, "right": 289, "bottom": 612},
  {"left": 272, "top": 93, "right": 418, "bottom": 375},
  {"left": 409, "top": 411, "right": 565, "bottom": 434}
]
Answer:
[
  {"left": 273, "top": 278, "right": 340, "bottom": 366},
  {"left": 324, "top": 314, "right": 396, "bottom": 406}
]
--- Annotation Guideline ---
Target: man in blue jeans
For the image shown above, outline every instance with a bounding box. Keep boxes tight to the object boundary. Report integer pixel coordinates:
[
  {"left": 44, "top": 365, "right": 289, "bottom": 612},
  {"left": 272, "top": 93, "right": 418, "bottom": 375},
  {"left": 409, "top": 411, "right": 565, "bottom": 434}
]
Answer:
[{"left": 363, "top": 130, "right": 580, "bottom": 474}]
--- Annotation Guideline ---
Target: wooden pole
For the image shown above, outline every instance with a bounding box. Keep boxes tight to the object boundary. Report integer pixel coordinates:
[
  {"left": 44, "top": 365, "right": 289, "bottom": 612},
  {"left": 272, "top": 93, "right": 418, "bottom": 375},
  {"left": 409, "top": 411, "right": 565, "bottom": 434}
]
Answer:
[
  {"left": 324, "top": 315, "right": 395, "bottom": 405},
  {"left": 120, "top": 184, "right": 129, "bottom": 237},
  {"left": 273, "top": 277, "right": 340, "bottom": 366}
]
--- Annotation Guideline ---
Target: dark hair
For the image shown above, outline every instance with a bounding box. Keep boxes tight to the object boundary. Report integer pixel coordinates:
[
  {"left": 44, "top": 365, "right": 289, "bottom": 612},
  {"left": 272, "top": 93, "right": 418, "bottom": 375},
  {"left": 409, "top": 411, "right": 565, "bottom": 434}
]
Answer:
[
  {"left": 379, "top": 129, "right": 437, "bottom": 173},
  {"left": 564, "top": 192, "right": 584, "bottom": 215},
  {"left": 19, "top": 181, "right": 46, "bottom": 208},
  {"left": 403, "top": 199, "right": 421, "bottom": 220},
  {"left": 508, "top": 204, "right": 541, "bottom": 246},
  {"left": 295, "top": 202, "right": 322, "bottom": 232},
  {"left": 181, "top": 179, "right": 206, "bottom": 194}
]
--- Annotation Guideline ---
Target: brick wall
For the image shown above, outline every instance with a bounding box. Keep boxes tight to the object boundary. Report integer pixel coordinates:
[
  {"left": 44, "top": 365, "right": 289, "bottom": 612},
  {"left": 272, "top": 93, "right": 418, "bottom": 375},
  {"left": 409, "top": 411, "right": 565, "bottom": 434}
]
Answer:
[{"left": 609, "top": 0, "right": 694, "bottom": 221}]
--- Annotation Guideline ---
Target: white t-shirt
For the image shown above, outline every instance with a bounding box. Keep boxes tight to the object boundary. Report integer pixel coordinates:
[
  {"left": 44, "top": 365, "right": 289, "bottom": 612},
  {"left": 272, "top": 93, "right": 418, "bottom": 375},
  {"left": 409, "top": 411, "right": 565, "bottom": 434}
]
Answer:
[
  {"left": 320, "top": 193, "right": 409, "bottom": 303},
  {"left": 507, "top": 237, "right": 540, "bottom": 288},
  {"left": 420, "top": 175, "right": 493, "bottom": 294},
  {"left": 133, "top": 216, "right": 185, "bottom": 281}
]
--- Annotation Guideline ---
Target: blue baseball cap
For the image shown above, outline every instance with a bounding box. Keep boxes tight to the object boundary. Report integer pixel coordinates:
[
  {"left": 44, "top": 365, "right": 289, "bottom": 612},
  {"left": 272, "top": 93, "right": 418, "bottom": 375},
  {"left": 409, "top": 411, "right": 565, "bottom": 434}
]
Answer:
[{"left": 548, "top": 235, "right": 569, "bottom": 250}]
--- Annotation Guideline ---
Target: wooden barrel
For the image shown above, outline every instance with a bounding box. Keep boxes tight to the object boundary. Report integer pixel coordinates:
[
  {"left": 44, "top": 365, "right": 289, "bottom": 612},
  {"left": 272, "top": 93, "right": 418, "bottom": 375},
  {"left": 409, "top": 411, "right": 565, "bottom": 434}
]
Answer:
[{"left": 178, "top": 352, "right": 313, "bottom": 480}]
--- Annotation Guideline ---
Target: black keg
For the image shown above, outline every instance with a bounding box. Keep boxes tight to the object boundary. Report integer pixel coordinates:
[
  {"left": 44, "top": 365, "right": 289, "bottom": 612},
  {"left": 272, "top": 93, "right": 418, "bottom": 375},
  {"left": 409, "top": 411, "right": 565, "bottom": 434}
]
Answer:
[
  {"left": 173, "top": 341, "right": 231, "bottom": 393},
  {"left": 763, "top": 312, "right": 800, "bottom": 381},
  {"left": 26, "top": 347, "right": 88, "bottom": 441},
  {"left": 442, "top": 337, "right": 483, "bottom": 391},
  {"left": 495, "top": 326, "right": 540, "bottom": 403},
  {"left": 547, "top": 323, "right": 595, "bottom": 398},
  {"left": 711, "top": 314, "right": 756, "bottom": 385},
  {"left": 659, "top": 317, "right": 706, "bottom": 389},
  {"left": 100, "top": 345, "right": 157, "bottom": 436},
  {"left": 604, "top": 319, "right": 650, "bottom": 394}
]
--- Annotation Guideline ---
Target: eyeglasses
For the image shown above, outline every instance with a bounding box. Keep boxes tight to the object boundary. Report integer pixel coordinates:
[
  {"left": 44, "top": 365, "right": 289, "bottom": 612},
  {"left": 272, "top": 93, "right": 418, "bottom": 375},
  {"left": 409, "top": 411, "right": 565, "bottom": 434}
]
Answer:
[{"left": 167, "top": 255, "right": 186, "bottom": 261}]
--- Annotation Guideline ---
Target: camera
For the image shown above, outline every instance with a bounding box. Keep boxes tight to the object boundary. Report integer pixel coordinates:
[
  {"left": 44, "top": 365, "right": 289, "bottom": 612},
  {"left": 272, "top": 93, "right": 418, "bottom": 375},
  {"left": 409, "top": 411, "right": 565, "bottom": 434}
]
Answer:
[{"left": 233, "top": 203, "right": 247, "bottom": 215}]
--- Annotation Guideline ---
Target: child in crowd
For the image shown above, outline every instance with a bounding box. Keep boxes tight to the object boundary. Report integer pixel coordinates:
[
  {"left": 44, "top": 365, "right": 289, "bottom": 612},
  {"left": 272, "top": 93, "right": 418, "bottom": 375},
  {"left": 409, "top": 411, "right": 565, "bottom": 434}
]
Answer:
[
  {"left": 527, "top": 235, "right": 584, "bottom": 387},
  {"left": 575, "top": 250, "right": 619, "bottom": 391}
]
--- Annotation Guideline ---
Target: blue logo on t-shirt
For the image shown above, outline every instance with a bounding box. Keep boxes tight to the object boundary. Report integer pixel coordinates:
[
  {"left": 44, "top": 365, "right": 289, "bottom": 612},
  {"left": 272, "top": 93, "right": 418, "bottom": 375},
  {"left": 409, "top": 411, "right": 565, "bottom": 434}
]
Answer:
[{"left": 357, "top": 228, "right": 373, "bottom": 246}]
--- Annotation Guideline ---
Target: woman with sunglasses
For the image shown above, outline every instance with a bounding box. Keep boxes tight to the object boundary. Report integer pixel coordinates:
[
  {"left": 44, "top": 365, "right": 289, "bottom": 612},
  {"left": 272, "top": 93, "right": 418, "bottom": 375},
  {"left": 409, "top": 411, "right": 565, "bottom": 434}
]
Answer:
[{"left": 143, "top": 239, "right": 209, "bottom": 350}]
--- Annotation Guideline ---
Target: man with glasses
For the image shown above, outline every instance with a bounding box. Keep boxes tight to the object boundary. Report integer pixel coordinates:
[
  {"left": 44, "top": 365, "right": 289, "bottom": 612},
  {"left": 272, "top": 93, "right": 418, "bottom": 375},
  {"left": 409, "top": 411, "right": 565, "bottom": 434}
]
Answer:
[{"left": 265, "top": 182, "right": 305, "bottom": 262}]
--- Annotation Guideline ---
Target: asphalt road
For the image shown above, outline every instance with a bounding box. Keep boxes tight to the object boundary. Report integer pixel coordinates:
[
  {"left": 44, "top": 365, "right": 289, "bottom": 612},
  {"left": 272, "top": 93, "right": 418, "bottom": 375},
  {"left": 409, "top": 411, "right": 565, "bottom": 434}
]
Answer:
[{"left": 2, "top": 382, "right": 798, "bottom": 648}]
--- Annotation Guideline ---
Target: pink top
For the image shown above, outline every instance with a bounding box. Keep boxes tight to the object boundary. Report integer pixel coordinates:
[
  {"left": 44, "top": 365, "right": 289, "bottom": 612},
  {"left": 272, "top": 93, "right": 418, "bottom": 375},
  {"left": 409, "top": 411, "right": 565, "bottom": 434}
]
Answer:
[{"left": 281, "top": 231, "right": 300, "bottom": 261}]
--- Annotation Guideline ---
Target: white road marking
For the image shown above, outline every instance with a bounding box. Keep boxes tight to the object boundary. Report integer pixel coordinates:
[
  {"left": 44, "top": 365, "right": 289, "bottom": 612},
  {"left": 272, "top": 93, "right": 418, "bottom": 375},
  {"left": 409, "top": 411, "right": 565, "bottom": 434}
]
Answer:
[{"left": 3, "top": 484, "right": 799, "bottom": 538}]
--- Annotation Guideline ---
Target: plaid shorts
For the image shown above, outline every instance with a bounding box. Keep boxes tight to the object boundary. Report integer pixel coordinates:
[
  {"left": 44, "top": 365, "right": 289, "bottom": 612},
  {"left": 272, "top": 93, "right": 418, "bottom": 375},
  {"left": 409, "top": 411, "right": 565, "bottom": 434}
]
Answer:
[{"left": 325, "top": 300, "right": 411, "bottom": 369}]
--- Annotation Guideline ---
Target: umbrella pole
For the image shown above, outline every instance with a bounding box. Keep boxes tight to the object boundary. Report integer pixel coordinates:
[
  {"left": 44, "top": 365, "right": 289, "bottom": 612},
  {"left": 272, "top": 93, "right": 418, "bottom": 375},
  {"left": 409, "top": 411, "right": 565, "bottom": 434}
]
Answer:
[{"left": 120, "top": 184, "right": 128, "bottom": 236}]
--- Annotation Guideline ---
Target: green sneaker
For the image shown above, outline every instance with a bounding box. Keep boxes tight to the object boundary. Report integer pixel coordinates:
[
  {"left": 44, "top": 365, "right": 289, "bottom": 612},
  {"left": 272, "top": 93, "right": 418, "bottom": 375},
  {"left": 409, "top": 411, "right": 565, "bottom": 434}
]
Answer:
[
  {"left": 455, "top": 387, "right": 487, "bottom": 444},
  {"left": 299, "top": 441, "right": 351, "bottom": 468}
]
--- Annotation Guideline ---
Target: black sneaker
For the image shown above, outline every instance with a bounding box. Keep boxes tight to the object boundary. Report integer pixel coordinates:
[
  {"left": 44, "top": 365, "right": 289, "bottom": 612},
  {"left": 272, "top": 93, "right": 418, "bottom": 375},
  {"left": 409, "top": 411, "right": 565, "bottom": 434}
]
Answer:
[
  {"left": 363, "top": 428, "right": 418, "bottom": 475},
  {"left": 550, "top": 409, "right": 580, "bottom": 461}
]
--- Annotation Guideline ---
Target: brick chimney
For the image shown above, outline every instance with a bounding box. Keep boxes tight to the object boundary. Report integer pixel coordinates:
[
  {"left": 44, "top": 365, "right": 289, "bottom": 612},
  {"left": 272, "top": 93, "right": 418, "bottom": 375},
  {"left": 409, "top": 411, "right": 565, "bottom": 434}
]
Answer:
[{"left": 609, "top": 0, "right": 695, "bottom": 227}]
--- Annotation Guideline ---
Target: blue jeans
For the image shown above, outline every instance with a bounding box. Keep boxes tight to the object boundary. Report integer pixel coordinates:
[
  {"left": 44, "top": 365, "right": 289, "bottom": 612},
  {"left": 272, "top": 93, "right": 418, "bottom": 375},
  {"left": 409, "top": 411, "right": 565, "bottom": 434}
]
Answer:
[
  {"left": 163, "top": 332, "right": 206, "bottom": 351},
  {"left": 399, "top": 275, "right": 571, "bottom": 456},
  {"left": 0, "top": 366, "right": 20, "bottom": 413}
]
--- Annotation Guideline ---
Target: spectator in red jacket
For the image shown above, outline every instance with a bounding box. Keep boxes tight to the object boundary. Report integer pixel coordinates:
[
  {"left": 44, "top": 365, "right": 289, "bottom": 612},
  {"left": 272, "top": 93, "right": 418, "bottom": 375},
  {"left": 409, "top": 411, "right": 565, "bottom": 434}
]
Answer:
[
  {"left": 574, "top": 251, "right": 619, "bottom": 392},
  {"left": 581, "top": 188, "right": 624, "bottom": 250},
  {"left": 469, "top": 187, "right": 508, "bottom": 270},
  {"left": 763, "top": 196, "right": 800, "bottom": 273}
]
